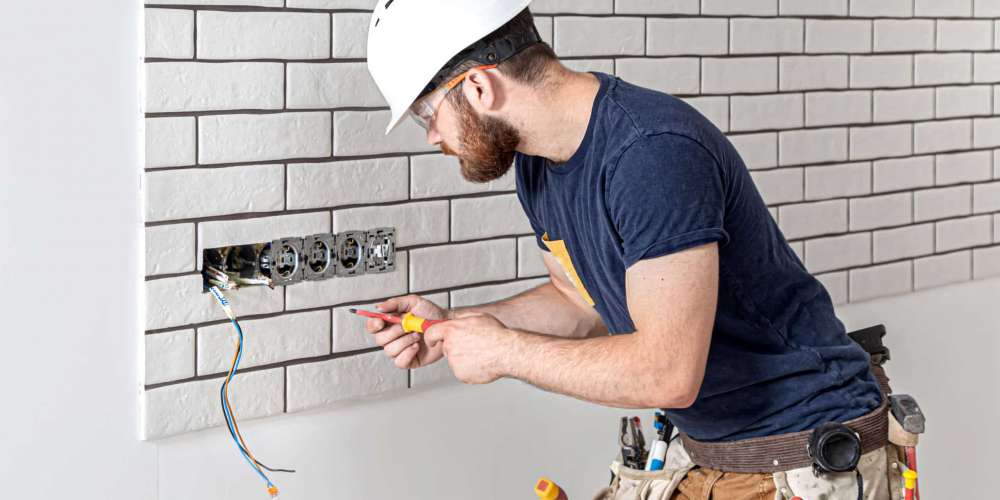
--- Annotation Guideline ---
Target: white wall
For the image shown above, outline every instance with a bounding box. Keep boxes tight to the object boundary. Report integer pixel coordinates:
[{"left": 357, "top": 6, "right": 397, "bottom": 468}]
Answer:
[{"left": 2, "top": 1, "right": 998, "bottom": 499}]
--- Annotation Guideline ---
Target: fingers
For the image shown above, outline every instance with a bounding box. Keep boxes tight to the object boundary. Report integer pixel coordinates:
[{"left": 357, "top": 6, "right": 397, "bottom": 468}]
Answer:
[
  {"left": 393, "top": 342, "right": 421, "bottom": 369},
  {"left": 376, "top": 294, "right": 420, "bottom": 313},
  {"left": 364, "top": 317, "right": 384, "bottom": 333},
  {"left": 373, "top": 323, "right": 406, "bottom": 347},
  {"left": 424, "top": 322, "right": 448, "bottom": 345},
  {"left": 383, "top": 332, "right": 422, "bottom": 358}
]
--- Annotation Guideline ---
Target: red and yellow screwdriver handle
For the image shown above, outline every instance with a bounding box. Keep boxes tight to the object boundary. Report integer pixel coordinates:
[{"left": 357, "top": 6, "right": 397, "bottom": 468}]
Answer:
[{"left": 350, "top": 308, "right": 445, "bottom": 334}]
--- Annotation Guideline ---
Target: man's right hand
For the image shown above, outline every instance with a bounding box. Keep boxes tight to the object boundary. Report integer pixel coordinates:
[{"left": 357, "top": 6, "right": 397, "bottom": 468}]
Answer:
[{"left": 365, "top": 294, "right": 448, "bottom": 369}]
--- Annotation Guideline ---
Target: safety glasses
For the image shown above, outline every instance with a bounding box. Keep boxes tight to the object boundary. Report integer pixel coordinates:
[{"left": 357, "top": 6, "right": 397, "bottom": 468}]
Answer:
[{"left": 408, "top": 64, "right": 498, "bottom": 130}]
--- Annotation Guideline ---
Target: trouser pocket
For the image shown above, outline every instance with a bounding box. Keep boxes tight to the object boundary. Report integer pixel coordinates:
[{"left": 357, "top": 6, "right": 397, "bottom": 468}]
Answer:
[{"left": 593, "top": 442, "right": 696, "bottom": 500}]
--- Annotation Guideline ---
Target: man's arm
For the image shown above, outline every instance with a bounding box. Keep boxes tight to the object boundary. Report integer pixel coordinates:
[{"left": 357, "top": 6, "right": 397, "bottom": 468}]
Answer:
[
  {"left": 451, "top": 251, "right": 607, "bottom": 339},
  {"left": 427, "top": 243, "right": 718, "bottom": 409}
]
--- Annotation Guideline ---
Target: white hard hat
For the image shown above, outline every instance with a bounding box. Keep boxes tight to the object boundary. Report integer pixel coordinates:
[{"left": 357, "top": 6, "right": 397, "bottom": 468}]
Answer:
[{"left": 367, "top": 0, "right": 535, "bottom": 134}]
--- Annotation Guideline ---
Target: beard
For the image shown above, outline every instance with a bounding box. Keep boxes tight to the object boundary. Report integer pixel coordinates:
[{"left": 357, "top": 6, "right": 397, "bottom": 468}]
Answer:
[{"left": 443, "top": 91, "right": 520, "bottom": 183}]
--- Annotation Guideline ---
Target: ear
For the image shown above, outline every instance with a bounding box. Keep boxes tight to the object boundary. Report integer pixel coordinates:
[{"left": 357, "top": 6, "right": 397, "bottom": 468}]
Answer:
[{"left": 460, "top": 66, "right": 499, "bottom": 114}]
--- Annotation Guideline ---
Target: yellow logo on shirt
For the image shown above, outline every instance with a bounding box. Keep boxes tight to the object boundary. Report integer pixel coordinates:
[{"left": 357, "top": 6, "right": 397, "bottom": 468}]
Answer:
[{"left": 542, "top": 233, "right": 596, "bottom": 307}]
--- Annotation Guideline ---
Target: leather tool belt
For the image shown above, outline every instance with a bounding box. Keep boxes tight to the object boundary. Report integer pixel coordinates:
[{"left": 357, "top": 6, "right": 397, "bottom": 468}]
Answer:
[{"left": 678, "top": 325, "right": 893, "bottom": 474}]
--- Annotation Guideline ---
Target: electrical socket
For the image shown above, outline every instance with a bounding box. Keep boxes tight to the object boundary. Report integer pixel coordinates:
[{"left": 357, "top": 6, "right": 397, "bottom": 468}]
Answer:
[
  {"left": 366, "top": 227, "right": 396, "bottom": 274},
  {"left": 264, "top": 238, "right": 305, "bottom": 287},
  {"left": 302, "top": 233, "right": 337, "bottom": 280},
  {"left": 335, "top": 230, "right": 367, "bottom": 277}
]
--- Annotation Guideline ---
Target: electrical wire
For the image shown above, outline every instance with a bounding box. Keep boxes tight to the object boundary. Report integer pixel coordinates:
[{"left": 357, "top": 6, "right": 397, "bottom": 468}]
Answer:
[{"left": 210, "top": 286, "right": 294, "bottom": 498}]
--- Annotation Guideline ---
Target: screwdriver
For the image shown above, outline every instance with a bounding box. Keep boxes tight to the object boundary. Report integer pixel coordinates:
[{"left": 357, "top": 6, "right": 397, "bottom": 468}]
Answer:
[{"left": 350, "top": 308, "right": 446, "bottom": 334}]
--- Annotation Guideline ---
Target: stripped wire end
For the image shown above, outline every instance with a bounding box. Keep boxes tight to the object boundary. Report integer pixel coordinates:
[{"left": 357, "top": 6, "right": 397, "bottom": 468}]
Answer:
[{"left": 267, "top": 485, "right": 280, "bottom": 498}]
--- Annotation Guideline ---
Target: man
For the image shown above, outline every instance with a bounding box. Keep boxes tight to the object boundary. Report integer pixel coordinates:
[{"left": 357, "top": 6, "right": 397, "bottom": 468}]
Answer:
[{"left": 365, "top": 2, "right": 892, "bottom": 498}]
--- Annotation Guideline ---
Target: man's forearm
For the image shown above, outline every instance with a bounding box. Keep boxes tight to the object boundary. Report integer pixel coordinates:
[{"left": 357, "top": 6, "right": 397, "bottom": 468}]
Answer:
[
  {"left": 451, "top": 282, "right": 604, "bottom": 339},
  {"left": 500, "top": 329, "right": 695, "bottom": 409}
]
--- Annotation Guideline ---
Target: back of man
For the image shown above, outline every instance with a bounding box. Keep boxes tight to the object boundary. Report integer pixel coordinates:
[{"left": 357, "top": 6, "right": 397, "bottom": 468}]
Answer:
[{"left": 515, "top": 72, "right": 883, "bottom": 442}]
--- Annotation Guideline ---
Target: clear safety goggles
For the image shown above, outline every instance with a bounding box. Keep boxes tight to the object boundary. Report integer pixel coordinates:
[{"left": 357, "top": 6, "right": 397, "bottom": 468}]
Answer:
[{"left": 408, "top": 63, "right": 498, "bottom": 130}]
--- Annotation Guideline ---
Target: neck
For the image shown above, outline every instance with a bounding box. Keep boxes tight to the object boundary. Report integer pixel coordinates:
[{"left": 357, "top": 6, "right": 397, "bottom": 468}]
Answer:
[{"left": 511, "top": 67, "right": 601, "bottom": 163}]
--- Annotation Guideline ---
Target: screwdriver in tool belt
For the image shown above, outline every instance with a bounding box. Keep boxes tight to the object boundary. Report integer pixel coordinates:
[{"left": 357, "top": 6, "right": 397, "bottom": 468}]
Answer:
[{"left": 350, "top": 308, "right": 446, "bottom": 334}]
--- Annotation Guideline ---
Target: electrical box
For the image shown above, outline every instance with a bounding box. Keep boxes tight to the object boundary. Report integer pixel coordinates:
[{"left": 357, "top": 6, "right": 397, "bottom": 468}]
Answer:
[{"left": 202, "top": 227, "right": 396, "bottom": 292}]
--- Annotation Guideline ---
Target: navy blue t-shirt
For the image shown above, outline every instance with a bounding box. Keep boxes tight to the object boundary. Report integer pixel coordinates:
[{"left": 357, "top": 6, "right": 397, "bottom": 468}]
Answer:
[{"left": 515, "top": 72, "right": 882, "bottom": 442}]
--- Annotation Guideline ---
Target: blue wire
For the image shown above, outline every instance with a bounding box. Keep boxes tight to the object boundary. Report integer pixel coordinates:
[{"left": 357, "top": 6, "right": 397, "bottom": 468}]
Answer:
[{"left": 221, "top": 318, "right": 274, "bottom": 488}]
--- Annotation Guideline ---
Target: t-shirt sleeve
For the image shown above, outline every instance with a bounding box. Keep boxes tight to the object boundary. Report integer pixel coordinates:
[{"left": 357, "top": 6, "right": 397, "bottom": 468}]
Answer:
[{"left": 608, "top": 133, "right": 729, "bottom": 269}]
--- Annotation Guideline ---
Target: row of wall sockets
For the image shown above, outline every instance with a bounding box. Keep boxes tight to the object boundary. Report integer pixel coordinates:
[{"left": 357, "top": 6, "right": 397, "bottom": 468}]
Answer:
[{"left": 201, "top": 227, "right": 396, "bottom": 292}]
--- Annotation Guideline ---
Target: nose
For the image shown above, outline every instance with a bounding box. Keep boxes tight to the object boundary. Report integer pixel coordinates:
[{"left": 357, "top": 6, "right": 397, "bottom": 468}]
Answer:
[{"left": 426, "top": 125, "right": 442, "bottom": 146}]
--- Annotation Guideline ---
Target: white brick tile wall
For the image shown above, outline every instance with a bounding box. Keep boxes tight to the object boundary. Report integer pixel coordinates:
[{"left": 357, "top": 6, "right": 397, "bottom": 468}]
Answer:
[
  {"left": 286, "top": 352, "right": 408, "bottom": 413},
  {"left": 914, "top": 250, "right": 972, "bottom": 289},
  {"left": 615, "top": 58, "right": 700, "bottom": 95},
  {"left": 702, "top": 0, "right": 777, "bottom": 16},
  {"left": 330, "top": 293, "right": 448, "bottom": 353},
  {"left": 286, "top": 253, "right": 409, "bottom": 310},
  {"left": 915, "top": 0, "right": 974, "bottom": 17},
  {"left": 914, "top": 119, "right": 972, "bottom": 155},
  {"left": 779, "top": 128, "right": 848, "bottom": 166},
  {"left": 146, "top": 274, "right": 283, "bottom": 331},
  {"left": 198, "top": 310, "right": 330, "bottom": 375},
  {"left": 778, "top": 200, "right": 848, "bottom": 239},
  {"left": 915, "top": 54, "right": 972, "bottom": 86},
  {"left": 973, "top": 181, "right": 1000, "bottom": 213},
  {"left": 332, "top": 13, "right": 371, "bottom": 59},
  {"left": 451, "top": 195, "right": 533, "bottom": 241},
  {"left": 518, "top": 237, "right": 548, "bottom": 278},
  {"left": 450, "top": 278, "right": 550, "bottom": 308},
  {"left": 646, "top": 19, "right": 729, "bottom": 56},
  {"left": 816, "top": 272, "right": 848, "bottom": 305},
  {"left": 683, "top": 97, "right": 730, "bottom": 132},
  {"left": 873, "top": 224, "right": 935, "bottom": 263},
  {"left": 198, "top": 212, "right": 330, "bottom": 267},
  {"left": 873, "top": 89, "right": 934, "bottom": 123},
  {"left": 731, "top": 94, "right": 804, "bottom": 132},
  {"left": 145, "top": 117, "right": 195, "bottom": 168},
  {"left": 751, "top": 168, "right": 804, "bottom": 205},
  {"left": 936, "top": 215, "right": 993, "bottom": 252},
  {"left": 199, "top": 112, "right": 331, "bottom": 165},
  {"left": 144, "top": 368, "right": 284, "bottom": 440},
  {"left": 975, "top": 54, "right": 1000, "bottom": 83},
  {"left": 410, "top": 240, "right": 516, "bottom": 292},
  {"left": 804, "top": 232, "right": 871, "bottom": 273},
  {"left": 805, "top": 20, "right": 871, "bottom": 54},
  {"left": 849, "top": 124, "right": 912, "bottom": 161},
  {"left": 850, "top": 0, "right": 913, "bottom": 17},
  {"left": 914, "top": 185, "right": 973, "bottom": 222},
  {"left": 973, "top": 118, "right": 1000, "bottom": 148},
  {"left": 554, "top": 17, "right": 644, "bottom": 57},
  {"left": 850, "top": 192, "right": 912, "bottom": 231},
  {"left": 729, "top": 133, "right": 778, "bottom": 170},
  {"left": 730, "top": 19, "right": 804, "bottom": 55},
  {"left": 410, "top": 154, "right": 515, "bottom": 199},
  {"left": 533, "top": 0, "right": 613, "bottom": 14},
  {"left": 146, "top": 9, "right": 194, "bottom": 59},
  {"left": 936, "top": 86, "right": 993, "bottom": 119},
  {"left": 937, "top": 20, "right": 994, "bottom": 51},
  {"left": 146, "top": 62, "right": 283, "bottom": 113},
  {"left": 287, "top": 157, "right": 409, "bottom": 211},
  {"left": 616, "top": 0, "right": 699, "bottom": 14},
  {"left": 333, "top": 201, "right": 449, "bottom": 248},
  {"left": 196, "top": 11, "right": 330, "bottom": 60},
  {"left": 142, "top": 0, "right": 1000, "bottom": 437},
  {"left": 874, "top": 20, "right": 935, "bottom": 53},
  {"left": 286, "top": 63, "right": 386, "bottom": 109},
  {"left": 146, "top": 224, "right": 195, "bottom": 276},
  {"left": 973, "top": 246, "right": 1000, "bottom": 279},
  {"left": 145, "top": 165, "right": 284, "bottom": 222},
  {"left": 850, "top": 55, "right": 913, "bottom": 89},
  {"left": 873, "top": 156, "right": 936, "bottom": 193},
  {"left": 145, "top": 330, "right": 195, "bottom": 385},
  {"left": 849, "top": 261, "right": 912, "bottom": 302},
  {"left": 805, "top": 91, "right": 871, "bottom": 127},
  {"left": 703, "top": 58, "right": 778, "bottom": 94},
  {"left": 781, "top": 0, "right": 848, "bottom": 16},
  {"left": 333, "top": 110, "right": 436, "bottom": 156},
  {"left": 936, "top": 151, "right": 993, "bottom": 185},
  {"left": 805, "top": 162, "right": 872, "bottom": 201},
  {"left": 780, "top": 56, "right": 849, "bottom": 91}
]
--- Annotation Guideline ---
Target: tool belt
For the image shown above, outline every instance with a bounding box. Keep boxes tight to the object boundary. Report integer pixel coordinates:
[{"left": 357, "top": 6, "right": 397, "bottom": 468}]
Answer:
[{"left": 679, "top": 325, "right": 894, "bottom": 474}]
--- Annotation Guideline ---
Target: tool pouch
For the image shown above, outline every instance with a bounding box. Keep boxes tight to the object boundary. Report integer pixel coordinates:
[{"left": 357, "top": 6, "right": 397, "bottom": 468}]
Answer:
[{"left": 592, "top": 442, "right": 695, "bottom": 500}]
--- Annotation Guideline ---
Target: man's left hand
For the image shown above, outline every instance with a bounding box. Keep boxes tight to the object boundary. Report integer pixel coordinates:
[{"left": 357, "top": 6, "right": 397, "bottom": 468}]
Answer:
[{"left": 424, "top": 312, "right": 512, "bottom": 385}]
